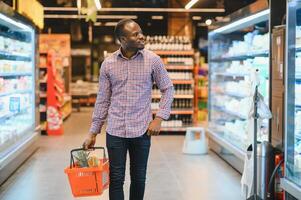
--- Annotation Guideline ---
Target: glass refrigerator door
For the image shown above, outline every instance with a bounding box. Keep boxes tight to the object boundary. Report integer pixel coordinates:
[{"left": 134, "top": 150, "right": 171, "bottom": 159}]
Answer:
[
  {"left": 208, "top": 9, "right": 270, "bottom": 152},
  {"left": 0, "top": 13, "right": 35, "bottom": 159}
]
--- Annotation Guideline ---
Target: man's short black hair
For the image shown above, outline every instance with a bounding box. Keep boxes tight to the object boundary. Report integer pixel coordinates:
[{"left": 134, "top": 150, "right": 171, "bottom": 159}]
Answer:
[{"left": 114, "top": 19, "right": 135, "bottom": 40}]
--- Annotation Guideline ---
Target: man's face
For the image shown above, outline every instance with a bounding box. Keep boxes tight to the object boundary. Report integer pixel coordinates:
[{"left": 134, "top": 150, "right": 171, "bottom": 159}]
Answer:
[{"left": 120, "top": 22, "right": 145, "bottom": 50}]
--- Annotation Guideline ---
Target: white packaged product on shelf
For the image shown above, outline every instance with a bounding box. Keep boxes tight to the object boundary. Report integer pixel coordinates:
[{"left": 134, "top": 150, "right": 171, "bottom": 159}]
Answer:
[
  {"left": 225, "top": 80, "right": 252, "bottom": 97},
  {"left": 252, "top": 33, "right": 269, "bottom": 51},
  {"left": 224, "top": 120, "right": 248, "bottom": 145},
  {"left": 296, "top": 26, "right": 301, "bottom": 46},
  {"left": 295, "top": 111, "right": 301, "bottom": 134},
  {"left": 296, "top": 53, "right": 301, "bottom": 73},
  {"left": 296, "top": 84, "right": 301, "bottom": 105}
]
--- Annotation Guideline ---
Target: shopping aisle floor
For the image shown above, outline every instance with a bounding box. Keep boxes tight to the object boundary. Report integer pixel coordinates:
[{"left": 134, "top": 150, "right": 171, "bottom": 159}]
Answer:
[{"left": 0, "top": 108, "right": 243, "bottom": 200}]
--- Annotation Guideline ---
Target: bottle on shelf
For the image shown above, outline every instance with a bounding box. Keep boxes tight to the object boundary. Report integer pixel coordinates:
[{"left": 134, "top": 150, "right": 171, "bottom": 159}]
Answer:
[{"left": 145, "top": 35, "right": 192, "bottom": 51}]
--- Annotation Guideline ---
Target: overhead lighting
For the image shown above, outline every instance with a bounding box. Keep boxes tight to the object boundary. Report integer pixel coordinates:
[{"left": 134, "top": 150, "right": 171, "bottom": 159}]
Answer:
[
  {"left": 94, "top": 0, "right": 101, "bottom": 10},
  {"left": 152, "top": 16, "right": 163, "bottom": 20},
  {"left": 185, "top": 0, "right": 199, "bottom": 10},
  {"left": 210, "top": 9, "right": 270, "bottom": 34},
  {"left": 0, "top": 13, "right": 32, "bottom": 31},
  {"left": 44, "top": 14, "right": 137, "bottom": 19},
  {"left": 205, "top": 19, "right": 212, "bottom": 26},
  {"left": 94, "top": 22, "right": 102, "bottom": 26},
  {"left": 192, "top": 16, "right": 202, "bottom": 21},
  {"left": 97, "top": 15, "right": 137, "bottom": 19},
  {"left": 105, "top": 22, "right": 118, "bottom": 26},
  {"left": 197, "top": 23, "right": 207, "bottom": 27}
]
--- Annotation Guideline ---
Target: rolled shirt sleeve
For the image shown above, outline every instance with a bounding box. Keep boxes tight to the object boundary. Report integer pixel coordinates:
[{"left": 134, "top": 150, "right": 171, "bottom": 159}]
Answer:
[
  {"left": 152, "top": 57, "right": 174, "bottom": 120},
  {"left": 89, "top": 61, "right": 111, "bottom": 134}
]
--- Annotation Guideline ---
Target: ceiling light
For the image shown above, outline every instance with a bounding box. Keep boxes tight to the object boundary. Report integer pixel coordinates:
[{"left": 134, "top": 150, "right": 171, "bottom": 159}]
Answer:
[
  {"left": 44, "top": 14, "right": 137, "bottom": 20},
  {"left": 105, "top": 22, "right": 118, "bottom": 26},
  {"left": 210, "top": 9, "right": 269, "bottom": 34},
  {"left": 94, "top": 0, "right": 101, "bottom": 10},
  {"left": 197, "top": 23, "right": 207, "bottom": 27},
  {"left": 185, "top": 0, "right": 199, "bottom": 10},
  {"left": 152, "top": 16, "right": 164, "bottom": 20},
  {"left": 97, "top": 15, "right": 137, "bottom": 19},
  {"left": 94, "top": 22, "right": 102, "bottom": 26},
  {"left": 215, "top": 16, "right": 230, "bottom": 22},
  {"left": 0, "top": 13, "right": 32, "bottom": 31},
  {"left": 205, "top": 19, "right": 212, "bottom": 26},
  {"left": 192, "top": 16, "right": 202, "bottom": 20}
]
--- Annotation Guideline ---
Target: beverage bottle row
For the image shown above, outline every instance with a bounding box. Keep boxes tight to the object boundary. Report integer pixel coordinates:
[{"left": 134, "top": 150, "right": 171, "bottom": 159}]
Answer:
[
  {"left": 169, "top": 72, "right": 192, "bottom": 80},
  {"left": 145, "top": 35, "right": 192, "bottom": 51},
  {"left": 162, "top": 116, "right": 193, "bottom": 127},
  {"left": 152, "top": 99, "right": 192, "bottom": 109},
  {"left": 152, "top": 85, "right": 193, "bottom": 95},
  {"left": 174, "top": 85, "right": 193, "bottom": 95},
  {"left": 171, "top": 99, "right": 193, "bottom": 109},
  {"left": 165, "top": 56, "right": 194, "bottom": 66},
  {"left": 162, "top": 120, "right": 183, "bottom": 127}
]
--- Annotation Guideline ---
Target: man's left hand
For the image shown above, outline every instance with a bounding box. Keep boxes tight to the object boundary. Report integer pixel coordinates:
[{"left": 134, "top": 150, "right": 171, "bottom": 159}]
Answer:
[{"left": 148, "top": 117, "right": 163, "bottom": 136}]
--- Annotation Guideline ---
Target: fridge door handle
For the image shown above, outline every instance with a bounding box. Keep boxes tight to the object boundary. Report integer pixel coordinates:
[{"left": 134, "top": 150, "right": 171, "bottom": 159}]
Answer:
[{"left": 276, "top": 107, "right": 280, "bottom": 132}]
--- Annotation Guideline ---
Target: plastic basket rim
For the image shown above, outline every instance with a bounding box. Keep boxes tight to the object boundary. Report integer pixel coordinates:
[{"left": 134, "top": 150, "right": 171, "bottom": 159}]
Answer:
[{"left": 64, "top": 159, "right": 109, "bottom": 173}]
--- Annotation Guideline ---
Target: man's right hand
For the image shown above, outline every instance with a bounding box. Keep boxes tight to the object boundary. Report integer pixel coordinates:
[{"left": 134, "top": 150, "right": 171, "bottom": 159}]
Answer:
[{"left": 83, "top": 133, "right": 97, "bottom": 150}]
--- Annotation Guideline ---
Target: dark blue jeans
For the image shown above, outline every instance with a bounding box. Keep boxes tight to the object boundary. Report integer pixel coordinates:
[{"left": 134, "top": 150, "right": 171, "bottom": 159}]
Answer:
[{"left": 106, "top": 132, "right": 151, "bottom": 200}]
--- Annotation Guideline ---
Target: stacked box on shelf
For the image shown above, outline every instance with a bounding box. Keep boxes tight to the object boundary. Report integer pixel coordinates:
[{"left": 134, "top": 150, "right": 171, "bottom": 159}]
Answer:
[
  {"left": 146, "top": 35, "right": 194, "bottom": 132},
  {"left": 39, "top": 34, "right": 72, "bottom": 135},
  {"left": 39, "top": 52, "right": 65, "bottom": 135},
  {"left": 194, "top": 53, "right": 208, "bottom": 123}
]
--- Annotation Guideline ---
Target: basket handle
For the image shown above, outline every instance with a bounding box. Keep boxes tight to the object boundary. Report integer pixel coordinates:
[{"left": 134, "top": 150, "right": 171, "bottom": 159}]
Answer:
[{"left": 69, "top": 147, "right": 107, "bottom": 169}]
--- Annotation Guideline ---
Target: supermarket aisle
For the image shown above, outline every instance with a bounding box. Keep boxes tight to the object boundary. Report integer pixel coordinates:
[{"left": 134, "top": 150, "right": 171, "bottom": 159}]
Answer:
[{"left": 0, "top": 108, "right": 243, "bottom": 200}]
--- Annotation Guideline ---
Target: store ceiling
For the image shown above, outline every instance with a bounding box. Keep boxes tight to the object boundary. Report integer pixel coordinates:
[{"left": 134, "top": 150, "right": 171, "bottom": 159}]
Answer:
[
  {"left": 41, "top": 0, "right": 256, "bottom": 13},
  {"left": 1, "top": 0, "right": 259, "bottom": 46}
]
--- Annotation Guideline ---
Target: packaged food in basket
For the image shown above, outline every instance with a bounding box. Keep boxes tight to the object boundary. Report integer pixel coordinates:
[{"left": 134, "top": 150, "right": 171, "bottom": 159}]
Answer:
[
  {"left": 88, "top": 156, "right": 100, "bottom": 167},
  {"left": 74, "top": 150, "right": 90, "bottom": 167}
]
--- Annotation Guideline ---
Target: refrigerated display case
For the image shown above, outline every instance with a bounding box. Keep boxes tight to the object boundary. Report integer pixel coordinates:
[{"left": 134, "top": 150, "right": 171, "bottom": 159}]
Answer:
[
  {"left": 0, "top": 3, "right": 38, "bottom": 184},
  {"left": 281, "top": 1, "right": 301, "bottom": 199},
  {"left": 207, "top": 1, "right": 270, "bottom": 172}
]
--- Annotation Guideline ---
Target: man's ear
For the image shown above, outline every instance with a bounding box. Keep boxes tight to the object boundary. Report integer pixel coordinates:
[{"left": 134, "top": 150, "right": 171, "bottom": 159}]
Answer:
[{"left": 120, "top": 36, "right": 127, "bottom": 43}]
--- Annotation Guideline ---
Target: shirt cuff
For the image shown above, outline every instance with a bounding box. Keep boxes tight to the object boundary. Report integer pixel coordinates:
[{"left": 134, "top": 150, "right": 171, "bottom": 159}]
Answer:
[
  {"left": 89, "top": 122, "right": 103, "bottom": 134},
  {"left": 156, "top": 109, "right": 170, "bottom": 120}
]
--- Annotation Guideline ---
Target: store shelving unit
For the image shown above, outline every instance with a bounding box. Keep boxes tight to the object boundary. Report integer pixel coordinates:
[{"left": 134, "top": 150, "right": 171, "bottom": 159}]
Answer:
[
  {"left": 39, "top": 34, "right": 72, "bottom": 135},
  {"left": 150, "top": 48, "right": 195, "bottom": 132},
  {"left": 207, "top": 2, "right": 270, "bottom": 172},
  {"left": 39, "top": 52, "right": 65, "bottom": 135},
  {"left": 0, "top": 2, "right": 38, "bottom": 185},
  {"left": 281, "top": 1, "right": 301, "bottom": 198}
]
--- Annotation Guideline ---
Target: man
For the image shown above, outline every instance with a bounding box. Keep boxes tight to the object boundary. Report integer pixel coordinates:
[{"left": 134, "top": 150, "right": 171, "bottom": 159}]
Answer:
[{"left": 83, "top": 19, "right": 174, "bottom": 200}]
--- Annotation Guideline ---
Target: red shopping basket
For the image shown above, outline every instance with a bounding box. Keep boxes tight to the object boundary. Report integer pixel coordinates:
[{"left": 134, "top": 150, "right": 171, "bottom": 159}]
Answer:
[{"left": 64, "top": 147, "right": 109, "bottom": 197}]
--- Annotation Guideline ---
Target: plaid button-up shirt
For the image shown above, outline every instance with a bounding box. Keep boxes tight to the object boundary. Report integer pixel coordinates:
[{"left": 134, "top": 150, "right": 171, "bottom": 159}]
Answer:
[{"left": 89, "top": 48, "right": 174, "bottom": 138}]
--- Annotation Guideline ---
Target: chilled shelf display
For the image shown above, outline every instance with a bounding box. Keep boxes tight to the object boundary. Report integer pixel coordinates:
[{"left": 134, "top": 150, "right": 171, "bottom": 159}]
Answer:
[
  {"left": 0, "top": 3, "right": 37, "bottom": 185},
  {"left": 282, "top": 2, "right": 301, "bottom": 198},
  {"left": 207, "top": 5, "right": 270, "bottom": 171}
]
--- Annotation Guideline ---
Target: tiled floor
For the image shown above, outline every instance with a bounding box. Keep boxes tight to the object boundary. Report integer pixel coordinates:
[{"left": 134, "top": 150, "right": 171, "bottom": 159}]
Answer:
[{"left": 0, "top": 108, "right": 243, "bottom": 200}]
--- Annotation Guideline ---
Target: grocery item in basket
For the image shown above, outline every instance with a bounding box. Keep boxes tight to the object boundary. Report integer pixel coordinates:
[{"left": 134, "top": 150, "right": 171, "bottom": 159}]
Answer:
[
  {"left": 88, "top": 156, "right": 100, "bottom": 167},
  {"left": 74, "top": 150, "right": 90, "bottom": 167}
]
